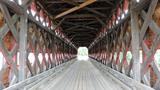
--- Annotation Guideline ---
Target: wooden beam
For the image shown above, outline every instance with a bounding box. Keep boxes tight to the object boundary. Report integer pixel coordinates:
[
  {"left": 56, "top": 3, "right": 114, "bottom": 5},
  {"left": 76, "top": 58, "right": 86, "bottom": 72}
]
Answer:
[
  {"left": 95, "top": 17, "right": 105, "bottom": 26},
  {"left": 67, "top": 31, "right": 96, "bottom": 34},
  {"left": 54, "top": 0, "right": 96, "bottom": 19},
  {"left": 60, "top": 0, "right": 107, "bottom": 18},
  {"left": 65, "top": 25, "right": 79, "bottom": 31},
  {"left": 53, "top": 18, "right": 66, "bottom": 30},
  {"left": 64, "top": 29, "right": 97, "bottom": 34},
  {"left": 65, "top": 14, "right": 96, "bottom": 18},
  {"left": 19, "top": 12, "right": 28, "bottom": 81},
  {"left": 131, "top": 5, "right": 141, "bottom": 82},
  {"left": 139, "top": 0, "right": 158, "bottom": 43},
  {"left": 85, "top": 7, "right": 106, "bottom": 17},
  {"left": 63, "top": 21, "right": 98, "bottom": 31},
  {"left": 50, "top": 7, "right": 111, "bottom": 11}
]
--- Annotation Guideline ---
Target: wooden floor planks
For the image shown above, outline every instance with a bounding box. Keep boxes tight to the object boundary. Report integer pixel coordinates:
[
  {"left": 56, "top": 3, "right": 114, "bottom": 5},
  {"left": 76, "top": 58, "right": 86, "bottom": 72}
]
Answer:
[{"left": 29, "top": 59, "right": 131, "bottom": 90}]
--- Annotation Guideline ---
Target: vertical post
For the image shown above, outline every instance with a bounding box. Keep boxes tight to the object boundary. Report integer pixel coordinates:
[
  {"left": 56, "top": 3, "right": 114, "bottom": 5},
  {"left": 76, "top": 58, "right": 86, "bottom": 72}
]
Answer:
[
  {"left": 19, "top": 12, "right": 28, "bottom": 81},
  {"left": 131, "top": 3, "right": 141, "bottom": 82}
]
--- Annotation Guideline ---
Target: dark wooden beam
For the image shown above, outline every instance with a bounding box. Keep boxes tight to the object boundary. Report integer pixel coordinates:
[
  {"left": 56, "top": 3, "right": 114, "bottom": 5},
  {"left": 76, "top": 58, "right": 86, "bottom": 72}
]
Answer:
[
  {"left": 53, "top": 0, "right": 109, "bottom": 19},
  {"left": 63, "top": 21, "right": 99, "bottom": 31},
  {"left": 65, "top": 14, "right": 96, "bottom": 18},
  {"left": 85, "top": 7, "right": 106, "bottom": 17},
  {"left": 64, "top": 29, "right": 97, "bottom": 34}
]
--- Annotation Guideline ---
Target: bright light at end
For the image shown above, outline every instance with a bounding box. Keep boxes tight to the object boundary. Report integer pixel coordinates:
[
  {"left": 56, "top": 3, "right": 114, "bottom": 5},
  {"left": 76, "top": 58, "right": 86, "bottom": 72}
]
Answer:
[
  {"left": 136, "top": 0, "right": 140, "bottom": 3},
  {"left": 77, "top": 47, "right": 88, "bottom": 61},
  {"left": 10, "top": 0, "right": 14, "bottom": 2}
]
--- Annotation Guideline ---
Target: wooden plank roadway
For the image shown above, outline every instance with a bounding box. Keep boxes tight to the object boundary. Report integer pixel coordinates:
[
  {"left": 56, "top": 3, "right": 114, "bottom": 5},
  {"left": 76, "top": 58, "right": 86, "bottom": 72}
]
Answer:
[{"left": 29, "top": 59, "right": 131, "bottom": 90}]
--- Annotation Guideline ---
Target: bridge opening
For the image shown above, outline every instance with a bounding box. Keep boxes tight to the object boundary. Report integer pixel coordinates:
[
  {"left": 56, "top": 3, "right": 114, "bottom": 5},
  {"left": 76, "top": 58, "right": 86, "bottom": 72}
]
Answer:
[{"left": 77, "top": 47, "right": 88, "bottom": 61}]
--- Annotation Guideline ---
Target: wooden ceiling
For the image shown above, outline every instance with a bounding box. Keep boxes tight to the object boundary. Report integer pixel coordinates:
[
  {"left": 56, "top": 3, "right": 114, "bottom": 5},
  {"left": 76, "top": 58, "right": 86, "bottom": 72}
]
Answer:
[{"left": 38, "top": 0, "right": 120, "bottom": 47}]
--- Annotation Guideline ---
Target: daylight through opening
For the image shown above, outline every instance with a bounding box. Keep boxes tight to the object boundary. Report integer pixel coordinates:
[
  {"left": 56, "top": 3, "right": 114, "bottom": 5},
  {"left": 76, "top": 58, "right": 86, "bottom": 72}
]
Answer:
[{"left": 77, "top": 47, "right": 88, "bottom": 61}]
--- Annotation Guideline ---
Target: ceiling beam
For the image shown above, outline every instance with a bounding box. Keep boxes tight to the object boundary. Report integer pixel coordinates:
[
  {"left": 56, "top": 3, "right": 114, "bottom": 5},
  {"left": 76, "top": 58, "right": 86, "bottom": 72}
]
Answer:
[
  {"left": 72, "top": 38, "right": 94, "bottom": 41},
  {"left": 67, "top": 31, "right": 96, "bottom": 35},
  {"left": 49, "top": 7, "right": 111, "bottom": 11},
  {"left": 64, "top": 29, "right": 97, "bottom": 34},
  {"left": 85, "top": 7, "right": 106, "bottom": 17},
  {"left": 66, "top": 18, "right": 98, "bottom": 21},
  {"left": 99, "top": 0, "right": 114, "bottom": 5},
  {"left": 69, "top": 34, "right": 95, "bottom": 39},
  {"left": 65, "top": 25, "right": 79, "bottom": 31},
  {"left": 68, "top": 32, "right": 96, "bottom": 37},
  {"left": 70, "top": 33, "right": 95, "bottom": 37},
  {"left": 65, "top": 14, "right": 96, "bottom": 18},
  {"left": 64, "top": 24, "right": 98, "bottom": 31},
  {"left": 46, "top": 0, "right": 112, "bottom": 4},
  {"left": 58, "top": 0, "right": 107, "bottom": 18},
  {"left": 63, "top": 20, "right": 98, "bottom": 26},
  {"left": 54, "top": 0, "right": 96, "bottom": 19},
  {"left": 74, "top": 41, "right": 92, "bottom": 43},
  {"left": 53, "top": 17, "right": 66, "bottom": 30},
  {"left": 75, "top": 41, "right": 91, "bottom": 43},
  {"left": 95, "top": 17, "right": 106, "bottom": 26},
  {"left": 65, "top": 25, "right": 98, "bottom": 31},
  {"left": 63, "top": 21, "right": 98, "bottom": 31}
]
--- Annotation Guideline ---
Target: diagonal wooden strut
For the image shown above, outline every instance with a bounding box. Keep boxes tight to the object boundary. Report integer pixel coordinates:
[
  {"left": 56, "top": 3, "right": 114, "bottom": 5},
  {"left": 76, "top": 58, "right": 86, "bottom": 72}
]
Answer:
[{"left": 54, "top": 0, "right": 96, "bottom": 19}]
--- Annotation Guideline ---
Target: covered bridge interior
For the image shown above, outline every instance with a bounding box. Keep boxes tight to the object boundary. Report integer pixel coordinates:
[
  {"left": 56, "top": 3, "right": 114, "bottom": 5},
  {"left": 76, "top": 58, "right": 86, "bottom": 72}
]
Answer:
[{"left": 0, "top": 0, "right": 160, "bottom": 90}]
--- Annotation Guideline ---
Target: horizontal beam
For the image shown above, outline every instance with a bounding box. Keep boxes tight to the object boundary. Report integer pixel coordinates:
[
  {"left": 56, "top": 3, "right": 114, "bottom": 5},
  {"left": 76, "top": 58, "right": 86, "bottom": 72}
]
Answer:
[
  {"left": 67, "top": 31, "right": 96, "bottom": 35},
  {"left": 65, "top": 14, "right": 96, "bottom": 18},
  {"left": 70, "top": 34, "right": 95, "bottom": 38},
  {"left": 63, "top": 21, "right": 98, "bottom": 31},
  {"left": 64, "top": 29, "right": 97, "bottom": 34}
]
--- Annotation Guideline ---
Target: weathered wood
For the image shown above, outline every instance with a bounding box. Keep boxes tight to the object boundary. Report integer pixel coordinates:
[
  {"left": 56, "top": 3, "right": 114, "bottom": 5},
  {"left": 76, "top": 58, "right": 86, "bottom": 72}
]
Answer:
[
  {"left": 0, "top": 4, "right": 19, "bottom": 41},
  {"left": 130, "top": 5, "right": 141, "bottom": 82},
  {"left": 4, "top": 60, "right": 75, "bottom": 90},
  {"left": 54, "top": 0, "right": 96, "bottom": 19},
  {"left": 28, "top": 59, "right": 131, "bottom": 90},
  {"left": 139, "top": 0, "right": 158, "bottom": 43},
  {"left": 18, "top": 13, "right": 28, "bottom": 81},
  {"left": 92, "top": 59, "right": 154, "bottom": 90}
]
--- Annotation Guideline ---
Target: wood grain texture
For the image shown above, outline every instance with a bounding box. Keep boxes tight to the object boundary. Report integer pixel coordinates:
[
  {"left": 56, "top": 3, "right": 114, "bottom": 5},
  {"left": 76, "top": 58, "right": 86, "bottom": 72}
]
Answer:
[{"left": 29, "top": 59, "right": 131, "bottom": 90}]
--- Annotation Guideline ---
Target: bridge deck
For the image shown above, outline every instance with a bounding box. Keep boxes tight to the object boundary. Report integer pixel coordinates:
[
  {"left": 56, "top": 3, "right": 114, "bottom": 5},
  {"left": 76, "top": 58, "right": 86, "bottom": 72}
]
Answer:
[{"left": 29, "top": 58, "right": 131, "bottom": 90}]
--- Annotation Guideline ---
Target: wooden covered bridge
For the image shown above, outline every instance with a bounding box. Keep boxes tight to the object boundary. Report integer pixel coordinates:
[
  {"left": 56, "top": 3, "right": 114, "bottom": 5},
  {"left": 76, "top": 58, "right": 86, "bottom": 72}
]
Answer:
[{"left": 0, "top": 0, "right": 160, "bottom": 90}]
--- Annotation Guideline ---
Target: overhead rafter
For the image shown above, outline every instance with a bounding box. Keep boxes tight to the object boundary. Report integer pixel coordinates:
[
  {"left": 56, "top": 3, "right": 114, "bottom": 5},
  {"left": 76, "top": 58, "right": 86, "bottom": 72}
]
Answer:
[
  {"left": 67, "top": 31, "right": 97, "bottom": 35},
  {"left": 68, "top": 32, "right": 96, "bottom": 37},
  {"left": 54, "top": 0, "right": 96, "bottom": 19},
  {"left": 70, "top": 33, "right": 96, "bottom": 37},
  {"left": 46, "top": 0, "right": 113, "bottom": 5},
  {"left": 38, "top": 0, "right": 119, "bottom": 47},
  {"left": 71, "top": 37, "right": 95, "bottom": 42},
  {"left": 65, "top": 25, "right": 98, "bottom": 31},
  {"left": 63, "top": 20, "right": 98, "bottom": 26},
  {"left": 85, "top": 7, "right": 106, "bottom": 17},
  {"left": 63, "top": 21, "right": 99, "bottom": 31},
  {"left": 49, "top": 7, "right": 111, "bottom": 11},
  {"left": 59, "top": 0, "right": 107, "bottom": 18},
  {"left": 64, "top": 14, "right": 96, "bottom": 18},
  {"left": 64, "top": 29, "right": 98, "bottom": 34}
]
